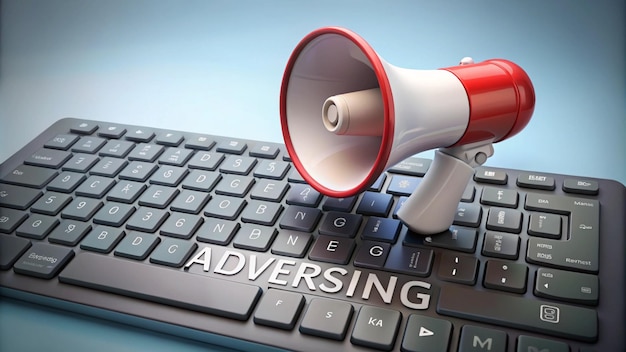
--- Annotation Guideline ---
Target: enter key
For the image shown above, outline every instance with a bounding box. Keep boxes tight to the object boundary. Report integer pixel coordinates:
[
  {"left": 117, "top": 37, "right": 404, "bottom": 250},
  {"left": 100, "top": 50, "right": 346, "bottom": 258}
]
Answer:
[{"left": 535, "top": 267, "right": 599, "bottom": 305}]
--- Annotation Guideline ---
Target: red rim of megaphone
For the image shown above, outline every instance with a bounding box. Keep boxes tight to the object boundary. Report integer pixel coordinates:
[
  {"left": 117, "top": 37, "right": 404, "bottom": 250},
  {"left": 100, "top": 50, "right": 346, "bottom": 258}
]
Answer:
[{"left": 280, "top": 27, "right": 395, "bottom": 198}]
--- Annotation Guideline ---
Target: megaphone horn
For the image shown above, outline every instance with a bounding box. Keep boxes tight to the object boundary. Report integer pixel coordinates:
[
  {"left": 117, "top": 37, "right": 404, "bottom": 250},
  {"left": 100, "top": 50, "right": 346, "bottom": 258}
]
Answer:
[{"left": 280, "top": 27, "right": 535, "bottom": 235}]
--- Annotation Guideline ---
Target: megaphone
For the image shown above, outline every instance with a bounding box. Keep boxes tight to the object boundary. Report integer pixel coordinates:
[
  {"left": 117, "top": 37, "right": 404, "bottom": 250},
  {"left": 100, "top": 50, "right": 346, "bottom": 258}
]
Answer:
[{"left": 280, "top": 27, "right": 535, "bottom": 235}]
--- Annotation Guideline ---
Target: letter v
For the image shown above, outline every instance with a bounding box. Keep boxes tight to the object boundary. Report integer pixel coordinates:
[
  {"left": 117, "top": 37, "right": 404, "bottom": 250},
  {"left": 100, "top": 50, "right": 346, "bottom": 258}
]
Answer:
[{"left": 249, "top": 255, "right": 276, "bottom": 280}]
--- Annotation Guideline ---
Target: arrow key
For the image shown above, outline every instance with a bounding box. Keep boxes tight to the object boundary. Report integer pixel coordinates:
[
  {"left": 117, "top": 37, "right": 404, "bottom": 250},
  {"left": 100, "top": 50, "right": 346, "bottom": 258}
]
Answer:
[{"left": 401, "top": 314, "right": 452, "bottom": 352}]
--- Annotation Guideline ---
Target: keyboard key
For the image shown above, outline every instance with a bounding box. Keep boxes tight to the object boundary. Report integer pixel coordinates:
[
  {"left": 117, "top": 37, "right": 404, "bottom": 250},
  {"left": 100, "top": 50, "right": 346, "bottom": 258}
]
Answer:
[
  {"left": 75, "top": 175, "right": 116, "bottom": 198},
  {"left": 31, "top": 192, "right": 72, "bottom": 215},
  {"left": 125, "top": 128, "right": 155, "bottom": 142},
  {"left": 249, "top": 143, "right": 279, "bottom": 159},
  {"left": 286, "top": 183, "right": 322, "bottom": 207},
  {"left": 416, "top": 227, "right": 478, "bottom": 253},
  {"left": 240, "top": 200, "right": 283, "bottom": 226},
  {"left": 253, "top": 289, "right": 305, "bottom": 330},
  {"left": 126, "top": 207, "right": 169, "bottom": 233},
  {"left": 486, "top": 207, "right": 522, "bottom": 233},
  {"left": 233, "top": 224, "right": 277, "bottom": 251},
  {"left": 516, "top": 172, "right": 556, "bottom": 190},
  {"left": 13, "top": 242, "right": 74, "bottom": 279},
  {"left": 157, "top": 147, "right": 193, "bottom": 166},
  {"left": 308, "top": 235, "right": 355, "bottom": 265},
  {"left": 216, "top": 139, "right": 247, "bottom": 154},
  {"left": 483, "top": 260, "right": 528, "bottom": 294},
  {"left": 155, "top": 132, "right": 184, "bottom": 147},
  {"left": 149, "top": 165, "right": 188, "bottom": 186},
  {"left": 46, "top": 171, "right": 87, "bottom": 193},
  {"left": 562, "top": 178, "right": 599, "bottom": 195},
  {"left": 528, "top": 212, "right": 562, "bottom": 239},
  {"left": 356, "top": 192, "right": 393, "bottom": 217},
  {"left": 482, "top": 231, "right": 520, "bottom": 259},
  {"left": 368, "top": 174, "right": 386, "bottom": 192},
  {"left": 361, "top": 217, "right": 401, "bottom": 243},
  {"left": 458, "top": 325, "right": 507, "bottom": 352},
  {"left": 106, "top": 180, "right": 147, "bottom": 203},
  {"left": 149, "top": 238, "right": 197, "bottom": 267},
  {"left": 437, "top": 252, "right": 479, "bottom": 285},
  {"left": 60, "top": 252, "right": 262, "bottom": 320},
  {"left": 187, "top": 151, "right": 224, "bottom": 170},
  {"left": 270, "top": 231, "right": 312, "bottom": 258},
  {"left": 62, "top": 153, "right": 99, "bottom": 172},
  {"left": 299, "top": 298, "right": 353, "bottom": 340},
  {"left": 480, "top": 186, "right": 519, "bottom": 208},
  {"left": 203, "top": 195, "right": 246, "bottom": 220},
  {"left": 195, "top": 218, "right": 239, "bottom": 245},
  {"left": 279, "top": 205, "right": 322, "bottom": 232},
  {"left": 71, "top": 136, "right": 106, "bottom": 154},
  {"left": 159, "top": 212, "right": 203, "bottom": 239},
  {"left": 384, "top": 245, "right": 433, "bottom": 277},
  {"left": 138, "top": 185, "right": 179, "bottom": 209},
  {"left": 219, "top": 155, "right": 257, "bottom": 175},
  {"left": 80, "top": 226, "right": 125, "bottom": 253},
  {"left": 253, "top": 159, "right": 290, "bottom": 180},
  {"left": 535, "top": 267, "right": 599, "bottom": 305},
  {"left": 47, "top": 220, "right": 92, "bottom": 246},
  {"left": 474, "top": 168, "right": 508, "bottom": 184},
  {"left": 453, "top": 203, "right": 482, "bottom": 227},
  {"left": 93, "top": 202, "right": 136, "bottom": 227},
  {"left": 516, "top": 335, "right": 569, "bottom": 352},
  {"left": 15, "top": 214, "right": 59, "bottom": 240},
  {"left": 1, "top": 164, "right": 58, "bottom": 188},
  {"left": 0, "top": 183, "right": 42, "bottom": 210},
  {"left": 118, "top": 161, "right": 158, "bottom": 182},
  {"left": 98, "top": 125, "right": 126, "bottom": 139},
  {"left": 386, "top": 175, "right": 421, "bottom": 196},
  {"left": 353, "top": 241, "right": 390, "bottom": 269},
  {"left": 170, "top": 189, "right": 210, "bottom": 214},
  {"left": 99, "top": 140, "right": 135, "bottom": 158},
  {"left": 214, "top": 175, "right": 255, "bottom": 197},
  {"left": 0, "top": 208, "right": 29, "bottom": 233},
  {"left": 388, "top": 157, "right": 430, "bottom": 176},
  {"left": 249, "top": 179, "right": 289, "bottom": 202},
  {"left": 184, "top": 135, "right": 215, "bottom": 150},
  {"left": 0, "top": 235, "right": 31, "bottom": 270},
  {"left": 181, "top": 170, "right": 221, "bottom": 192},
  {"left": 128, "top": 143, "right": 164, "bottom": 162},
  {"left": 322, "top": 196, "right": 357, "bottom": 212},
  {"left": 437, "top": 285, "right": 598, "bottom": 342},
  {"left": 401, "top": 314, "right": 452, "bottom": 352},
  {"left": 25, "top": 148, "right": 72, "bottom": 168},
  {"left": 43, "top": 134, "right": 78, "bottom": 151},
  {"left": 350, "top": 305, "right": 401, "bottom": 351},
  {"left": 70, "top": 121, "right": 98, "bottom": 134},
  {"left": 114, "top": 232, "right": 160, "bottom": 260},
  {"left": 318, "top": 211, "right": 362, "bottom": 237},
  {"left": 60, "top": 197, "right": 103, "bottom": 221}
]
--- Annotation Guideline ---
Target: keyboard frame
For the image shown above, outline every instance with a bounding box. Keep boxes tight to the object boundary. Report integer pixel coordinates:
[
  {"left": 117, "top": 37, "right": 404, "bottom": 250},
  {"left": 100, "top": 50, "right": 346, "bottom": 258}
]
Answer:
[{"left": 1, "top": 117, "right": 625, "bottom": 351}]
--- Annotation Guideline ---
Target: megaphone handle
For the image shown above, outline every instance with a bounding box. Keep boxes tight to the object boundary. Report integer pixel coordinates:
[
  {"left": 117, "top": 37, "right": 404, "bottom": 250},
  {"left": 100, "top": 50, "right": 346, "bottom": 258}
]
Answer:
[{"left": 397, "top": 149, "right": 477, "bottom": 235}]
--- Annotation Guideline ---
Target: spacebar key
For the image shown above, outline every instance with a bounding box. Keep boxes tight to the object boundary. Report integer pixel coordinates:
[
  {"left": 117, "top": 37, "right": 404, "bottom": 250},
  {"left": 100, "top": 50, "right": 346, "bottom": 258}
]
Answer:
[
  {"left": 437, "top": 286, "right": 597, "bottom": 342},
  {"left": 60, "top": 252, "right": 262, "bottom": 320}
]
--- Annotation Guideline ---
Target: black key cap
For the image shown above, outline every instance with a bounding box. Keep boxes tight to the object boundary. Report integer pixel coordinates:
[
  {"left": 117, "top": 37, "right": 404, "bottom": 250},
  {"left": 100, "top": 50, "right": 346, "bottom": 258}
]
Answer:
[
  {"left": 516, "top": 335, "right": 569, "bottom": 352},
  {"left": 25, "top": 148, "right": 72, "bottom": 168},
  {"left": 0, "top": 235, "right": 31, "bottom": 270},
  {"left": 308, "top": 235, "right": 355, "bottom": 265},
  {"left": 47, "top": 220, "right": 92, "bottom": 246},
  {"left": 114, "top": 232, "right": 160, "bottom": 260},
  {"left": 232, "top": 224, "right": 277, "bottom": 252},
  {"left": 361, "top": 217, "right": 401, "bottom": 243},
  {"left": 1, "top": 164, "right": 57, "bottom": 188},
  {"left": 486, "top": 207, "right": 522, "bottom": 233},
  {"left": 0, "top": 208, "right": 29, "bottom": 233},
  {"left": 562, "top": 178, "right": 599, "bottom": 195},
  {"left": 401, "top": 314, "right": 452, "bottom": 352},
  {"left": 437, "top": 252, "right": 479, "bottom": 285},
  {"left": 386, "top": 175, "right": 421, "bottom": 196},
  {"left": 368, "top": 174, "right": 386, "bottom": 192},
  {"left": 384, "top": 245, "right": 433, "bottom": 277},
  {"left": 125, "top": 128, "right": 155, "bottom": 142},
  {"left": 480, "top": 186, "right": 518, "bottom": 208},
  {"left": 453, "top": 203, "right": 482, "bottom": 227},
  {"left": 528, "top": 212, "right": 562, "bottom": 239},
  {"left": 44, "top": 134, "right": 80, "bottom": 150},
  {"left": 270, "top": 231, "right": 312, "bottom": 258},
  {"left": 60, "top": 252, "right": 261, "bottom": 320},
  {"left": 13, "top": 243, "right": 74, "bottom": 279},
  {"left": 458, "top": 325, "right": 507, "bottom": 352},
  {"left": 72, "top": 136, "right": 106, "bottom": 154},
  {"left": 353, "top": 241, "right": 390, "bottom": 269},
  {"left": 149, "top": 238, "right": 196, "bottom": 267},
  {"left": 279, "top": 205, "right": 322, "bottom": 232},
  {"left": 318, "top": 211, "right": 362, "bottom": 237},
  {"left": 80, "top": 226, "right": 125, "bottom": 253},
  {"left": 482, "top": 231, "right": 520, "bottom": 259},
  {"left": 286, "top": 183, "right": 322, "bottom": 207},
  {"left": 356, "top": 192, "right": 393, "bottom": 217},
  {"left": 46, "top": 171, "right": 86, "bottom": 193},
  {"left": 437, "top": 285, "right": 597, "bottom": 342},
  {"left": 474, "top": 168, "right": 508, "bottom": 184},
  {"left": 322, "top": 196, "right": 357, "bottom": 212},
  {"left": 350, "top": 305, "right": 401, "bottom": 351},
  {"left": 516, "top": 172, "right": 556, "bottom": 190},
  {"left": 253, "top": 289, "right": 305, "bottom": 330},
  {"left": 535, "top": 267, "right": 599, "bottom": 305},
  {"left": 75, "top": 175, "right": 116, "bottom": 198},
  {"left": 0, "top": 183, "right": 42, "bottom": 210},
  {"left": 16, "top": 214, "right": 59, "bottom": 239},
  {"left": 421, "top": 227, "right": 478, "bottom": 253},
  {"left": 62, "top": 153, "right": 99, "bottom": 172},
  {"left": 299, "top": 298, "right": 353, "bottom": 340},
  {"left": 483, "top": 260, "right": 528, "bottom": 293},
  {"left": 388, "top": 157, "right": 430, "bottom": 176}
]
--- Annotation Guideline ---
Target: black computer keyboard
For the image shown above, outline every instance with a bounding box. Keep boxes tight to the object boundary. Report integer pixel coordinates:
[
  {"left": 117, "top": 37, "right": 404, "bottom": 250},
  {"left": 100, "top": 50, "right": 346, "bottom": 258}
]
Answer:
[{"left": 1, "top": 117, "right": 624, "bottom": 352}]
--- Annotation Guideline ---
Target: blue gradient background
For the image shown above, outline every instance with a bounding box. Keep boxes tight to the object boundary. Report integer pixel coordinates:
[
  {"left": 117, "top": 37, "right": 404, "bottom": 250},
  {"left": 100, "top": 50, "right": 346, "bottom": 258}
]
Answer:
[{"left": 0, "top": 1, "right": 624, "bottom": 351}]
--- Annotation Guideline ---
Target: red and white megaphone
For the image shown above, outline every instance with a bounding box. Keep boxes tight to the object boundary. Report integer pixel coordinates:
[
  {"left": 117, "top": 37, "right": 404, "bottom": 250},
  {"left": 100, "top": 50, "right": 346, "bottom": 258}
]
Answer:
[{"left": 280, "top": 27, "right": 535, "bottom": 235}]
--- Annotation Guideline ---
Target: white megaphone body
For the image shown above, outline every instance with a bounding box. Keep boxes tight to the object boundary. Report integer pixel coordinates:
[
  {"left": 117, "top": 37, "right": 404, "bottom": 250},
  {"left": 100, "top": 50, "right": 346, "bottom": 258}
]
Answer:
[{"left": 280, "top": 27, "right": 535, "bottom": 235}]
